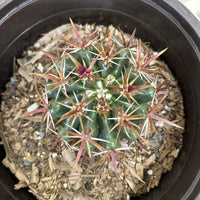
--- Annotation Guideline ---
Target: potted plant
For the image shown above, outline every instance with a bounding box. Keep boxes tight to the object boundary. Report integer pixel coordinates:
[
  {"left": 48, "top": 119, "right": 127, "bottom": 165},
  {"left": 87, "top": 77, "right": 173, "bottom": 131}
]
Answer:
[{"left": 0, "top": 0, "right": 199, "bottom": 200}]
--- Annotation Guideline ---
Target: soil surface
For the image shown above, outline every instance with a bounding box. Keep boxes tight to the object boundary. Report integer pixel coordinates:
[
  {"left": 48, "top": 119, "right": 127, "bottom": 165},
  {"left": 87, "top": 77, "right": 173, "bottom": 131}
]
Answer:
[{"left": 0, "top": 23, "right": 184, "bottom": 200}]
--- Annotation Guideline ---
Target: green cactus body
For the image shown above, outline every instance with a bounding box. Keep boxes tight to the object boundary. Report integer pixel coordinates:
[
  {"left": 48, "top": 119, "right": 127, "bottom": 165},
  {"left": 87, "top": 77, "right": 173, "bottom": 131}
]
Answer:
[{"left": 47, "top": 45, "right": 155, "bottom": 150}]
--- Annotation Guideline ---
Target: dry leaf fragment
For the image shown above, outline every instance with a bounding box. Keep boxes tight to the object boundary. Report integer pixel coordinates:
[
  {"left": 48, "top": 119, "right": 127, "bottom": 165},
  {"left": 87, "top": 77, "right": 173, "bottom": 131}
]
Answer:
[
  {"left": 61, "top": 149, "right": 82, "bottom": 173},
  {"left": 48, "top": 153, "right": 55, "bottom": 173},
  {"left": 30, "top": 163, "right": 39, "bottom": 184},
  {"left": 15, "top": 181, "right": 28, "bottom": 190},
  {"left": 15, "top": 169, "right": 30, "bottom": 184},
  {"left": 18, "top": 65, "right": 34, "bottom": 82},
  {"left": 159, "top": 148, "right": 171, "bottom": 161},
  {"left": 24, "top": 155, "right": 37, "bottom": 163},
  {"left": 37, "top": 24, "right": 71, "bottom": 45},
  {"left": 25, "top": 40, "right": 57, "bottom": 65},
  {"left": 136, "top": 163, "right": 144, "bottom": 179},
  {"left": 125, "top": 178, "right": 138, "bottom": 194},
  {"left": 14, "top": 109, "right": 23, "bottom": 120},
  {"left": 143, "top": 154, "right": 156, "bottom": 167},
  {"left": 169, "top": 148, "right": 180, "bottom": 158},
  {"left": 2, "top": 158, "right": 16, "bottom": 174},
  {"left": 115, "top": 181, "right": 124, "bottom": 191},
  {"left": 123, "top": 161, "right": 145, "bottom": 183}
]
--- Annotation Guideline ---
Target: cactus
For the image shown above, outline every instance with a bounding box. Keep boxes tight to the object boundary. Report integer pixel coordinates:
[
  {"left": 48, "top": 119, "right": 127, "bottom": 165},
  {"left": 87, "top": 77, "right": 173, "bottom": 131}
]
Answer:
[{"left": 26, "top": 19, "right": 182, "bottom": 173}]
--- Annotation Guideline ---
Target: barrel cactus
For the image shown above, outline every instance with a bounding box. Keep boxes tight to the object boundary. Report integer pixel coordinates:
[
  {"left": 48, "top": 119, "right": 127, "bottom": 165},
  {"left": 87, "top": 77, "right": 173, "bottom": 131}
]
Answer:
[{"left": 26, "top": 19, "right": 182, "bottom": 173}]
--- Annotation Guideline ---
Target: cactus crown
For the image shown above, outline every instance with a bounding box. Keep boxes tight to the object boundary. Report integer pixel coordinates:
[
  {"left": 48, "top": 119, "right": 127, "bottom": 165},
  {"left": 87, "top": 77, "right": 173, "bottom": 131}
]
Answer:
[{"left": 27, "top": 19, "right": 182, "bottom": 173}]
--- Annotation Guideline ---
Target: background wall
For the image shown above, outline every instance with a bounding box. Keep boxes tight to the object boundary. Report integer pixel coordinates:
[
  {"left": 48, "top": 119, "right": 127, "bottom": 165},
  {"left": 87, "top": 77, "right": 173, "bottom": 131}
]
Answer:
[{"left": 179, "top": 0, "right": 200, "bottom": 20}]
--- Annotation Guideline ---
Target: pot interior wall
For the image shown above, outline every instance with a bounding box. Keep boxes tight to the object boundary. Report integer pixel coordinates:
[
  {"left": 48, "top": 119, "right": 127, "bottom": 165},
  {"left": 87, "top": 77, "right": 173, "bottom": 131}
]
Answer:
[{"left": 0, "top": 0, "right": 199, "bottom": 199}]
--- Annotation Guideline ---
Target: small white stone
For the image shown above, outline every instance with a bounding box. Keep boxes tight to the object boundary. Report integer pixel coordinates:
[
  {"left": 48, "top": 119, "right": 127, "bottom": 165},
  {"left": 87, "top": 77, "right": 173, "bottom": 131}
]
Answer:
[
  {"left": 63, "top": 183, "right": 68, "bottom": 189},
  {"left": 164, "top": 105, "right": 170, "bottom": 111},
  {"left": 161, "top": 110, "right": 166, "bottom": 114},
  {"left": 37, "top": 136, "right": 42, "bottom": 140},
  {"left": 24, "top": 97, "right": 29, "bottom": 102},
  {"left": 27, "top": 50, "right": 33, "bottom": 56},
  {"left": 29, "top": 94, "right": 34, "bottom": 98},
  {"left": 35, "top": 131, "right": 40, "bottom": 135},
  {"left": 27, "top": 103, "right": 39, "bottom": 113},
  {"left": 36, "top": 152, "right": 40, "bottom": 156},
  {"left": 129, "top": 160, "right": 136, "bottom": 166},
  {"left": 50, "top": 186, "right": 54, "bottom": 189},
  {"left": 147, "top": 169, "right": 153, "bottom": 175},
  {"left": 155, "top": 121, "right": 164, "bottom": 127},
  {"left": 37, "top": 63, "right": 44, "bottom": 73},
  {"left": 34, "top": 42, "right": 41, "bottom": 48},
  {"left": 52, "top": 153, "right": 58, "bottom": 158}
]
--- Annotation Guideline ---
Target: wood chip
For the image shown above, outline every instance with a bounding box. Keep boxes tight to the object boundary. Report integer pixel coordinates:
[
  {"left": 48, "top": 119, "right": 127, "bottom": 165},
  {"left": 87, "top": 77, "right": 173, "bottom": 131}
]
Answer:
[
  {"left": 61, "top": 149, "right": 82, "bottom": 173},
  {"left": 169, "top": 148, "right": 180, "bottom": 158},
  {"left": 123, "top": 161, "right": 145, "bottom": 184},
  {"left": 143, "top": 154, "right": 156, "bottom": 167},
  {"left": 18, "top": 65, "right": 34, "bottom": 82},
  {"left": 25, "top": 41, "right": 57, "bottom": 65},
  {"left": 15, "top": 181, "right": 28, "bottom": 190},
  {"left": 126, "top": 178, "right": 138, "bottom": 194}
]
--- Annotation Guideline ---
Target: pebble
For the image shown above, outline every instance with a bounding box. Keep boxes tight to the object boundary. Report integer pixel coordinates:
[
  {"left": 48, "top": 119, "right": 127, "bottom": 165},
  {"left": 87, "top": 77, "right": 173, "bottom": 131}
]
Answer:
[
  {"left": 27, "top": 50, "right": 33, "bottom": 56},
  {"left": 35, "top": 131, "right": 45, "bottom": 139},
  {"left": 29, "top": 94, "right": 34, "bottom": 98},
  {"left": 174, "top": 142, "right": 180, "bottom": 149},
  {"left": 23, "top": 158, "right": 32, "bottom": 166},
  {"left": 34, "top": 42, "right": 41, "bottom": 48},
  {"left": 85, "top": 182, "right": 93, "bottom": 191},
  {"left": 155, "top": 121, "right": 164, "bottom": 127},
  {"left": 156, "top": 153, "right": 160, "bottom": 159},
  {"left": 147, "top": 169, "right": 153, "bottom": 175},
  {"left": 10, "top": 77, "right": 19, "bottom": 85},
  {"left": 164, "top": 105, "right": 170, "bottom": 111},
  {"left": 36, "top": 152, "right": 40, "bottom": 156},
  {"left": 37, "top": 63, "right": 44, "bottom": 73},
  {"left": 35, "top": 160, "right": 40, "bottom": 165},
  {"left": 24, "top": 97, "right": 29, "bottom": 102},
  {"left": 63, "top": 183, "right": 68, "bottom": 189},
  {"left": 161, "top": 110, "right": 166, "bottom": 114},
  {"left": 52, "top": 153, "right": 58, "bottom": 158}
]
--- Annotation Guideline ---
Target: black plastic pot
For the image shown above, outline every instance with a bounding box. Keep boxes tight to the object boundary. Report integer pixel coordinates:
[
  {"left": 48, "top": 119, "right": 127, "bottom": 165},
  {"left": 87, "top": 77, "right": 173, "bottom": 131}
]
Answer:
[{"left": 0, "top": 0, "right": 199, "bottom": 199}]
